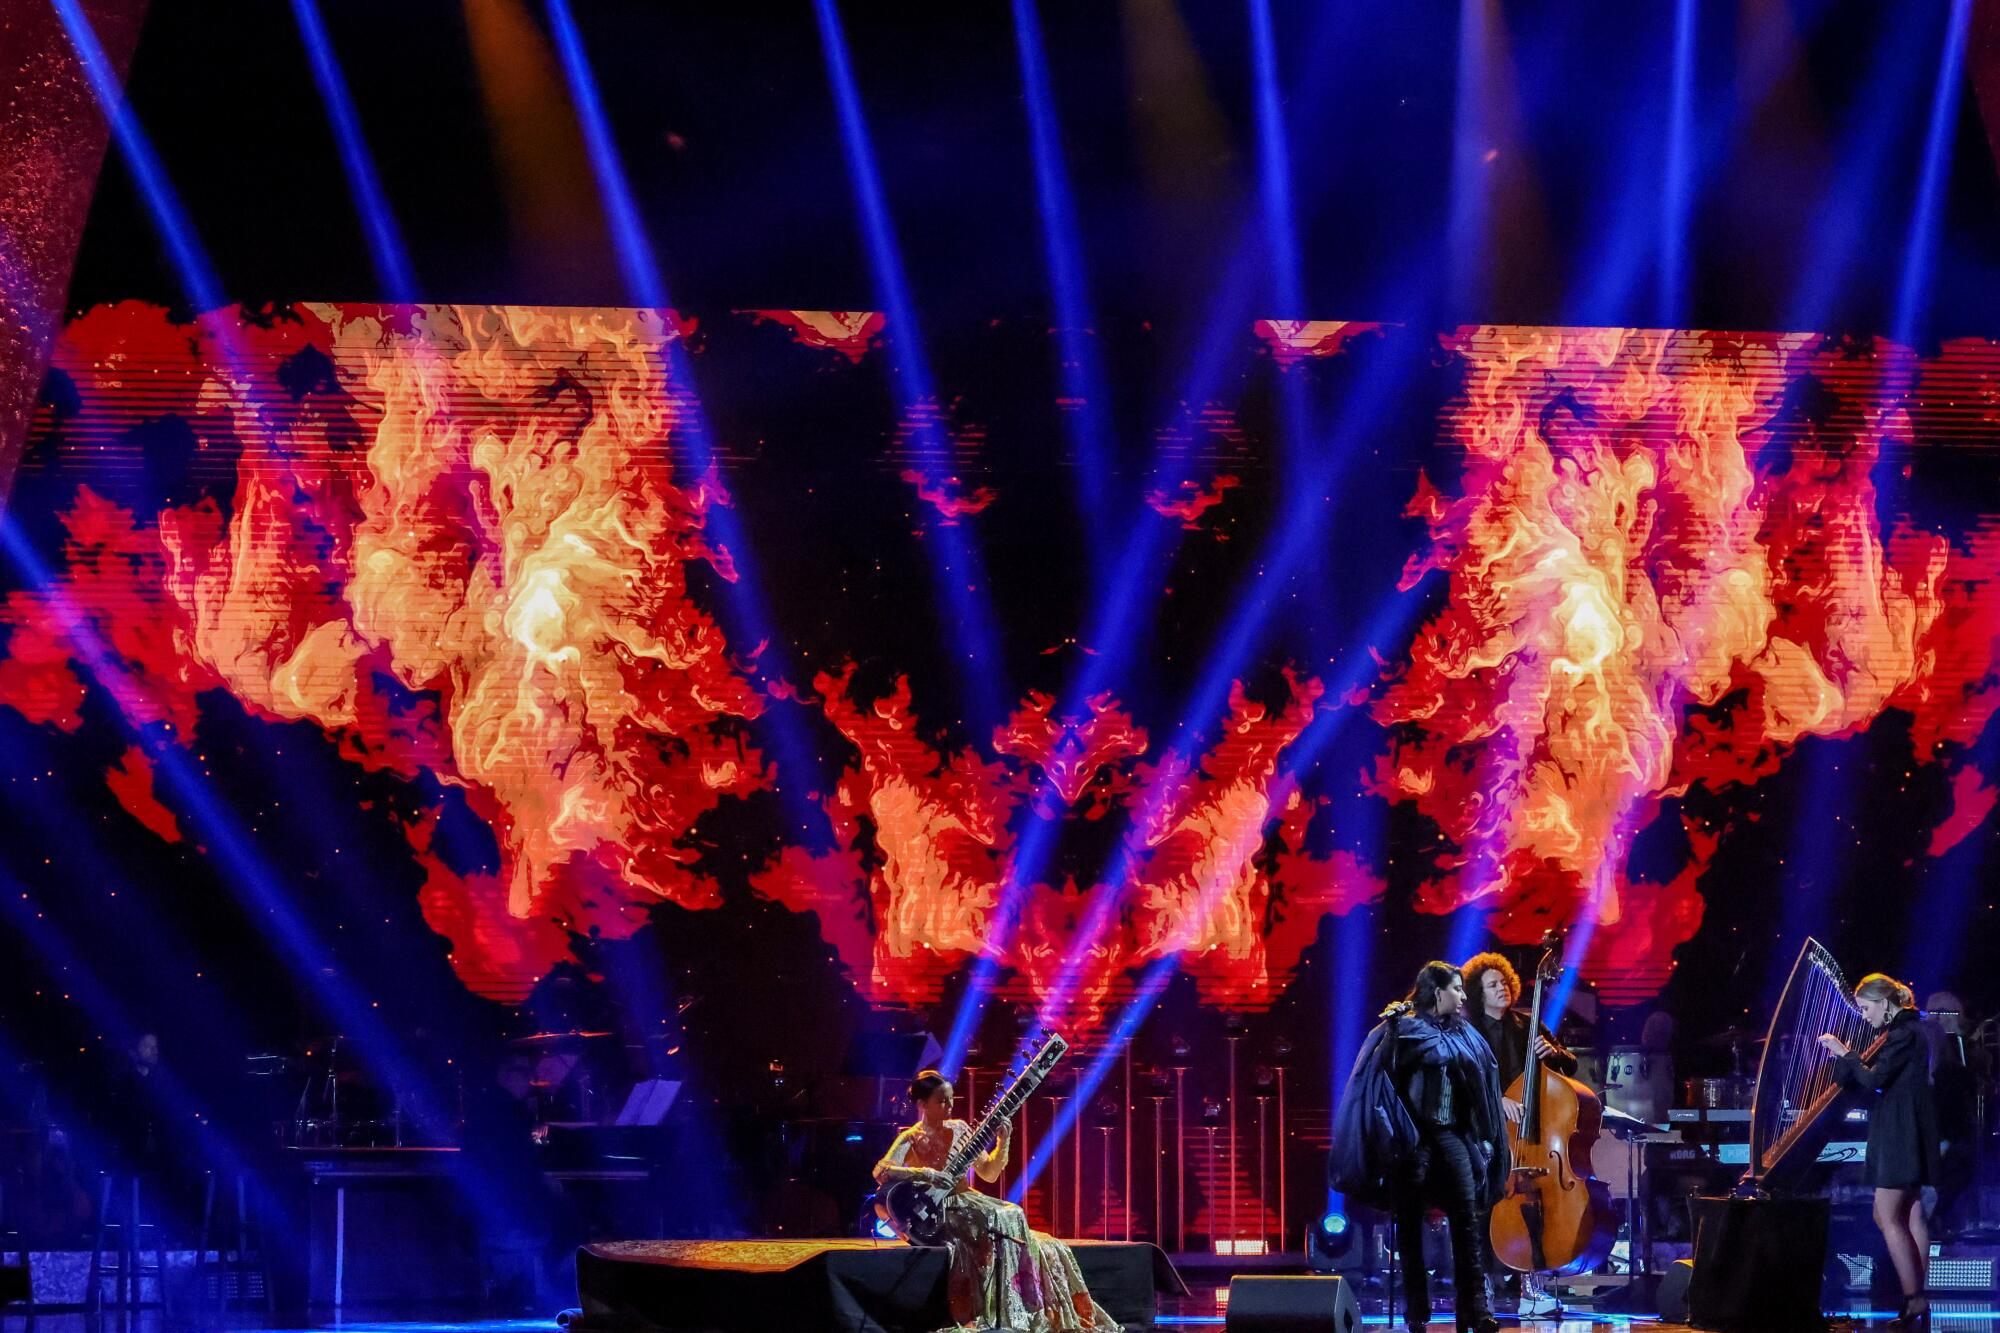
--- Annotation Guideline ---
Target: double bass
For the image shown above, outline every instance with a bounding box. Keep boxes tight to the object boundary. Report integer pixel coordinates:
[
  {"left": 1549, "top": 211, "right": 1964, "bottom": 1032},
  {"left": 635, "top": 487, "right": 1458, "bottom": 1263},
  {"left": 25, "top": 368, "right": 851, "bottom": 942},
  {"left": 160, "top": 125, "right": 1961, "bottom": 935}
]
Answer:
[{"left": 1488, "top": 938, "right": 1616, "bottom": 1276}]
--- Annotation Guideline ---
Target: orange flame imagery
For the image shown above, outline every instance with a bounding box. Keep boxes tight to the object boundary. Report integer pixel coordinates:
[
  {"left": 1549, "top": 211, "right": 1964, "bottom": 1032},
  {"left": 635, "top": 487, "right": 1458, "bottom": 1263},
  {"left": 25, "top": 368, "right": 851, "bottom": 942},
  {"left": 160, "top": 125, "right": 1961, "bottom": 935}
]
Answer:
[{"left": 7, "top": 308, "right": 2000, "bottom": 1023}]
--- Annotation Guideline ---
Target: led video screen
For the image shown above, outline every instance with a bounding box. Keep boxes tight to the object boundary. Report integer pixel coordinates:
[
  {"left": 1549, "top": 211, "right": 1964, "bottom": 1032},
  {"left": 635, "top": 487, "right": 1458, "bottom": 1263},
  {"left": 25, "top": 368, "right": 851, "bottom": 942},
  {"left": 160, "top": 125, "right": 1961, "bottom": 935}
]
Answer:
[{"left": 6, "top": 303, "right": 1997, "bottom": 1040}]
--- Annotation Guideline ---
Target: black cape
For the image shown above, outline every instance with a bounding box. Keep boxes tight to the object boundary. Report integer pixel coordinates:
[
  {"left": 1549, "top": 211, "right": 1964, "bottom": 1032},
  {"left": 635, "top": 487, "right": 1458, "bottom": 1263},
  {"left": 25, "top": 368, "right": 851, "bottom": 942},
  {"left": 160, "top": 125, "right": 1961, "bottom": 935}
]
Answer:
[{"left": 1329, "top": 1009, "right": 1510, "bottom": 1210}]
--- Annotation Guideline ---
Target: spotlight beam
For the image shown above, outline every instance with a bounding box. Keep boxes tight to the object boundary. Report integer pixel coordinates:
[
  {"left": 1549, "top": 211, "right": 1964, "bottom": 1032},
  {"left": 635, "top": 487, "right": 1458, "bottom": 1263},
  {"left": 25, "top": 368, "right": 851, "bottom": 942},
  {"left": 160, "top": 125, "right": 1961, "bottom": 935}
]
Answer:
[
  {"left": 1784, "top": 7, "right": 1937, "bottom": 331},
  {"left": 290, "top": 0, "right": 417, "bottom": 301},
  {"left": 1249, "top": 0, "right": 1300, "bottom": 314},
  {"left": 531, "top": 31, "right": 845, "bottom": 1233},
  {"left": 545, "top": 0, "right": 833, "bottom": 833},
  {"left": 51, "top": 0, "right": 222, "bottom": 315},
  {"left": 1031, "top": 306, "right": 1429, "bottom": 1020},
  {"left": 1658, "top": 0, "right": 1698, "bottom": 325},
  {"left": 1014, "top": 586, "right": 1430, "bottom": 1199},
  {"left": 1892, "top": 0, "right": 1971, "bottom": 346},
  {"left": 945, "top": 0, "right": 1371, "bottom": 1071},
  {"left": 1448, "top": 0, "right": 1496, "bottom": 316},
  {"left": 1015, "top": 305, "right": 1442, "bottom": 1191},
  {"left": 1562, "top": 0, "right": 1842, "bottom": 326},
  {"left": 1012, "top": 0, "right": 1115, "bottom": 548},
  {"left": 0, "top": 520, "right": 457, "bottom": 1146},
  {"left": 44, "top": 7, "right": 463, "bottom": 1138},
  {"left": 812, "top": 0, "right": 1008, "bottom": 728}
]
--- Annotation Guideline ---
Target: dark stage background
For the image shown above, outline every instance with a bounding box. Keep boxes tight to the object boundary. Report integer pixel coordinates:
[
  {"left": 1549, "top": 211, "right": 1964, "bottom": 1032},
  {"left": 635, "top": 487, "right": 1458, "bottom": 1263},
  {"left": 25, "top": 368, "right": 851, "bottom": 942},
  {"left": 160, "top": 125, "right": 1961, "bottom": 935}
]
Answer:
[{"left": 4, "top": 0, "right": 2000, "bottom": 1246}]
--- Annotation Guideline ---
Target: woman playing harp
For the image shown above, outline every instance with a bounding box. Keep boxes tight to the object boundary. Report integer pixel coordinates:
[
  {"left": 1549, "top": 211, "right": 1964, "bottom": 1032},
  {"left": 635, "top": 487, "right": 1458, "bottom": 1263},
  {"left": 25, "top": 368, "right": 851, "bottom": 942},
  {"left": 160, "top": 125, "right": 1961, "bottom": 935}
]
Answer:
[
  {"left": 873, "top": 1070, "right": 1118, "bottom": 1333},
  {"left": 1816, "top": 974, "right": 1942, "bottom": 1331}
]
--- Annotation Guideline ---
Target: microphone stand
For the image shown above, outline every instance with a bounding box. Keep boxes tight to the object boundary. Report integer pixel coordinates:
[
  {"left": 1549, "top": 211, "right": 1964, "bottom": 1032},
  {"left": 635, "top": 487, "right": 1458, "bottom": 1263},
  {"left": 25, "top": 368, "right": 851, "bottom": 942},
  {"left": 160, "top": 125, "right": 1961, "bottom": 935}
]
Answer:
[{"left": 1379, "top": 999, "right": 1409, "bottom": 1326}]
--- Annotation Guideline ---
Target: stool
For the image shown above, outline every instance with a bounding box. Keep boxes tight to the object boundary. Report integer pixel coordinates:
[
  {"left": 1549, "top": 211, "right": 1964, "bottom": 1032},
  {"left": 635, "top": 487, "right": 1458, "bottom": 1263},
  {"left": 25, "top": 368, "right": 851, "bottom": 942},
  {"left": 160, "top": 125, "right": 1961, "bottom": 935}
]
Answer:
[
  {"left": 195, "top": 1174, "right": 273, "bottom": 1313},
  {"left": 87, "top": 1173, "right": 170, "bottom": 1314}
]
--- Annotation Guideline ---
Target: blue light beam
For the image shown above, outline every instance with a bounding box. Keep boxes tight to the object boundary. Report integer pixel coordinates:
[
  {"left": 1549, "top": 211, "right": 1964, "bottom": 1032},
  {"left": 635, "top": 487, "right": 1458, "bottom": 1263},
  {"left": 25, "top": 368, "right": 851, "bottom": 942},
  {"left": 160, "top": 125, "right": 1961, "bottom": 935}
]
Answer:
[
  {"left": 812, "top": 0, "right": 1007, "bottom": 728},
  {"left": 291, "top": 0, "right": 417, "bottom": 301}
]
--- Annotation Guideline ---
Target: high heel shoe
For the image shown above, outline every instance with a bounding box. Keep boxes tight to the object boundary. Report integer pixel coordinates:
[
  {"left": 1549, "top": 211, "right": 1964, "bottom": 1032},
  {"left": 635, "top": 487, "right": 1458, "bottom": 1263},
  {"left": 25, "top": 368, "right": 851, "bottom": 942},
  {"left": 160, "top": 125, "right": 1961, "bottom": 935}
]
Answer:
[{"left": 1891, "top": 1294, "right": 1931, "bottom": 1330}]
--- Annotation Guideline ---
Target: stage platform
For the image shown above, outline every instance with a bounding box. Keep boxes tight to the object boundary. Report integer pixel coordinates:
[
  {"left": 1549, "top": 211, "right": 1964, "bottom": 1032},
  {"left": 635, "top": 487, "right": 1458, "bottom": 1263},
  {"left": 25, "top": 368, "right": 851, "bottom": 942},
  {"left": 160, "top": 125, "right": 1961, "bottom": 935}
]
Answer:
[{"left": 574, "top": 1238, "right": 1186, "bottom": 1333}]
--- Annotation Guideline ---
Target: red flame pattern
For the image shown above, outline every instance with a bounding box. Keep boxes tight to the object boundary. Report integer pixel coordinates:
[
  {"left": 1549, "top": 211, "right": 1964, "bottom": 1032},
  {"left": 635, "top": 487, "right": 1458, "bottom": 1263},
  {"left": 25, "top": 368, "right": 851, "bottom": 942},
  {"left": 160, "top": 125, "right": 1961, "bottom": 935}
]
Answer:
[{"left": 8, "top": 308, "right": 2000, "bottom": 1021}]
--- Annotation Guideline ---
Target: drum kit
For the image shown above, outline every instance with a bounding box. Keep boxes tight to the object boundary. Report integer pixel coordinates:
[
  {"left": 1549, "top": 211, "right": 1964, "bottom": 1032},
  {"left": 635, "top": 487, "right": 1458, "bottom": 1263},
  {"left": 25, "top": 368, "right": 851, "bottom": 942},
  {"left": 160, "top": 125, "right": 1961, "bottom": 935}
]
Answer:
[
  {"left": 252, "top": 1027, "right": 620, "bottom": 1148},
  {"left": 512, "top": 1029, "right": 617, "bottom": 1124},
  {"left": 265, "top": 1036, "right": 412, "bottom": 1148},
  {"left": 1578, "top": 1023, "right": 1756, "bottom": 1211}
]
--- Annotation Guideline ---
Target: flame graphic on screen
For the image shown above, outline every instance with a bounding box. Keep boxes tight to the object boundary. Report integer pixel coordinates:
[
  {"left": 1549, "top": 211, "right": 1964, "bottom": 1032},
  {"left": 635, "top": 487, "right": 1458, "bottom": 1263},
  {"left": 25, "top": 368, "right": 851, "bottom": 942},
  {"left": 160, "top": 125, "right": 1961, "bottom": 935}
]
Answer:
[
  {"left": 1378, "top": 326, "right": 2000, "bottom": 997},
  {"left": 8, "top": 307, "right": 2000, "bottom": 1017},
  {"left": 4, "top": 303, "right": 766, "bottom": 997},
  {"left": 751, "top": 667, "right": 1345, "bottom": 1030}
]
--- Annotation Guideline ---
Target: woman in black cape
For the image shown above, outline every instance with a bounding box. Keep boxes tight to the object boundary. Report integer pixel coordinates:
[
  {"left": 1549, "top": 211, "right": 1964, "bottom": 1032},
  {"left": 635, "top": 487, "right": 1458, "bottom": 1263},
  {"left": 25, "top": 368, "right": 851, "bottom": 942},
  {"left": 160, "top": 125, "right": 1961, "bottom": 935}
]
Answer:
[{"left": 1331, "top": 961, "right": 1508, "bottom": 1333}]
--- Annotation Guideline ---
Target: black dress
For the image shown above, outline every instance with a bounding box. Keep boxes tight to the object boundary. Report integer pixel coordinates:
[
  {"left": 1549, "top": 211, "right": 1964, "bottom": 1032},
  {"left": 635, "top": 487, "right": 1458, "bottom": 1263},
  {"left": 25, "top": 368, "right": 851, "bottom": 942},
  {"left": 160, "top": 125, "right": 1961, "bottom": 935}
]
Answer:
[{"left": 1832, "top": 1007, "right": 1941, "bottom": 1190}]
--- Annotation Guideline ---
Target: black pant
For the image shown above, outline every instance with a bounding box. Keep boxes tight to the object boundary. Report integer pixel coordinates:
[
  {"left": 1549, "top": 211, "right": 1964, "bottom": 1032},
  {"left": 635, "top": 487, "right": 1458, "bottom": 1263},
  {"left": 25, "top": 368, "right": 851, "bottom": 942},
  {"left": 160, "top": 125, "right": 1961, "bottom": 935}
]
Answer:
[{"left": 1394, "top": 1126, "right": 1490, "bottom": 1324}]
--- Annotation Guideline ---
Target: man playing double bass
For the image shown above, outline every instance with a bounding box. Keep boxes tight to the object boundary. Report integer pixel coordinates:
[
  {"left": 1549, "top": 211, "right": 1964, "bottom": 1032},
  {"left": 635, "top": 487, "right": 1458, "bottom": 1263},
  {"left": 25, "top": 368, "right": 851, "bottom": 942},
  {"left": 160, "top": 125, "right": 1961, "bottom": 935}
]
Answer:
[{"left": 1462, "top": 951, "right": 1578, "bottom": 1319}]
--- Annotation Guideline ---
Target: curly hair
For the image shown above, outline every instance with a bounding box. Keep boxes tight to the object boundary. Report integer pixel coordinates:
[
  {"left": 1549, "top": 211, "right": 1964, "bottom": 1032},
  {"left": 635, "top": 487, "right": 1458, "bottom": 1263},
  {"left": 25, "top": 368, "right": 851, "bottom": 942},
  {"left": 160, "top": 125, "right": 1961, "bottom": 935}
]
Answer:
[{"left": 1461, "top": 951, "right": 1522, "bottom": 1008}]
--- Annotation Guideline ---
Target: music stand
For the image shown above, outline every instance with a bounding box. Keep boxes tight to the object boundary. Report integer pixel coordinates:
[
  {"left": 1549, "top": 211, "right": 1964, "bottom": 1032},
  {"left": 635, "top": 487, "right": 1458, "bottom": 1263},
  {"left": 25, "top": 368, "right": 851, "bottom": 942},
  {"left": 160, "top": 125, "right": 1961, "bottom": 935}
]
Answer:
[
  {"left": 614, "top": 1078, "right": 681, "bottom": 1126},
  {"left": 1595, "top": 1106, "right": 1667, "bottom": 1311}
]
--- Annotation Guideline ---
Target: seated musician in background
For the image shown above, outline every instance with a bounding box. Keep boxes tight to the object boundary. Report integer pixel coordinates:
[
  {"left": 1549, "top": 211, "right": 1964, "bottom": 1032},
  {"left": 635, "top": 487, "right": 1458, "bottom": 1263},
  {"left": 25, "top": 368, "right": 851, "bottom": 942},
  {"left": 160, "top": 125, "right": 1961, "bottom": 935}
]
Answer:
[
  {"left": 1462, "top": 951, "right": 1577, "bottom": 1318},
  {"left": 1818, "top": 974, "right": 1941, "bottom": 1332},
  {"left": 460, "top": 1051, "right": 574, "bottom": 1312},
  {"left": 874, "top": 1071, "right": 1118, "bottom": 1333},
  {"left": 1920, "top": 991, "right": 1984, "bottom": 1236},
  {"left": 100, "top": 1031, "right": 166, "bottom": 1177}
]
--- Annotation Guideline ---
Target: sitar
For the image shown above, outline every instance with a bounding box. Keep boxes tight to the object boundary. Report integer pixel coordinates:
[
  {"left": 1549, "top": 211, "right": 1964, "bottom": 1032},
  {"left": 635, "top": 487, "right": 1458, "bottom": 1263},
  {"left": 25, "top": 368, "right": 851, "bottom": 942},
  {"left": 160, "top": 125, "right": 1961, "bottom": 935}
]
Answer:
[{"left": 874, "top": 1032, "right": 1068, "bottom": 1246}]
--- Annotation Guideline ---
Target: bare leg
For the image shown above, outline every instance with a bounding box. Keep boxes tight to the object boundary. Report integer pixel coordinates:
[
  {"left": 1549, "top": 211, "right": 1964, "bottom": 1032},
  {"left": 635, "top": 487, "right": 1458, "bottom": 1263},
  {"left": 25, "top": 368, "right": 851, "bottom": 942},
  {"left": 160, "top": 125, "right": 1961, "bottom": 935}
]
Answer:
[
  {"left": 1906, "top": 1195, "right": 1930, "bottom": 1307},
  {"left": 1875, "top": 1188, "right": 1923, "bottom": 1303}
]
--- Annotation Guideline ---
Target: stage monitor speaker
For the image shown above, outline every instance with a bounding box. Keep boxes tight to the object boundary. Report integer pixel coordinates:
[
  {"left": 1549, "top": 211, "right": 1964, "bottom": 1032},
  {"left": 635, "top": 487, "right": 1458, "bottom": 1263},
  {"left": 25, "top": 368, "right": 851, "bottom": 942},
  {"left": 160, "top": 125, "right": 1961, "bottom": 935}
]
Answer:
[
  {"left": 1224, "top": 1275, "right": 1361, "bottom": 1333},
  {"left": 1657, "top": 1258, "right": 1695, "bottom": 1323},
  {"left": 1688, "top": 1195, "right": 1830, "bottom": 1332}
]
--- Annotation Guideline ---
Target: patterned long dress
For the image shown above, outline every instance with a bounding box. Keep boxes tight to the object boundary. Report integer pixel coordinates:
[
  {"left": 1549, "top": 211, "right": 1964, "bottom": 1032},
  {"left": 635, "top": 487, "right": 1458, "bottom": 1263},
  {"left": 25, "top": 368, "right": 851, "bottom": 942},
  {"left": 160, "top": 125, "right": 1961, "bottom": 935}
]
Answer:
[{"left": 877, "top": 1119, "right": 1120, "bottom": 1333}]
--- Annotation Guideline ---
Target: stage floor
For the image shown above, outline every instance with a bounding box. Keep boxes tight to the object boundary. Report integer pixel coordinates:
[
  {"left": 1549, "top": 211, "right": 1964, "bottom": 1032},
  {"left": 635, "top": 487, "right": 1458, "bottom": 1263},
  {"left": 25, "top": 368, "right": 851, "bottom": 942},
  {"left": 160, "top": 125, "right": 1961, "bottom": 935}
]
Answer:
[
  {"left": 0, "top": 1305, "right": 1996, "bottom": 1332},
  {"left": 1154, "top": 1288, "right": 2000, "bottom": 1330}
]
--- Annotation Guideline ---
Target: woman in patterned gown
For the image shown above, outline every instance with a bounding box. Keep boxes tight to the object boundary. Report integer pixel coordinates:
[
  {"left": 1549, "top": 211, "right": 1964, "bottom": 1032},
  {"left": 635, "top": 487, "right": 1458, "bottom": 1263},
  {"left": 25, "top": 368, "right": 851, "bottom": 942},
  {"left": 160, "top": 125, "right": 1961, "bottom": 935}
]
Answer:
[{"left": 874, "top": 1070, "right": 1119, "bottom": 1333}]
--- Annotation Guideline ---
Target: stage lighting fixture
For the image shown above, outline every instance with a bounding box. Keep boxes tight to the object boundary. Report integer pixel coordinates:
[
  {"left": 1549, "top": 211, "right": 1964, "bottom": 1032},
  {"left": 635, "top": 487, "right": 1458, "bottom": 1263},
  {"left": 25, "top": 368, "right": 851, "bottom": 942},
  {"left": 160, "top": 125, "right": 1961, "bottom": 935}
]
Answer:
[
  {"left": 859, "top": 1202, "right": 899, "bottom": 1241},
  {"left": 1308, "top": 1200, "right": 1365, "bottom": 1273}
]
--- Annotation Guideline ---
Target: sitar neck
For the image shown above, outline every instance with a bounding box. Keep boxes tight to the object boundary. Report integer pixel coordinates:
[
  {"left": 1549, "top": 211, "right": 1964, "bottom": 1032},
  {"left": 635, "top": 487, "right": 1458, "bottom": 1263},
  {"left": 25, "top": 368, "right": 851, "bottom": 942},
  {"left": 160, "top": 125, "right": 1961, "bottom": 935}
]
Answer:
[{"left": 944, "top": 1055, "right": 1057, "bottom": 1176}]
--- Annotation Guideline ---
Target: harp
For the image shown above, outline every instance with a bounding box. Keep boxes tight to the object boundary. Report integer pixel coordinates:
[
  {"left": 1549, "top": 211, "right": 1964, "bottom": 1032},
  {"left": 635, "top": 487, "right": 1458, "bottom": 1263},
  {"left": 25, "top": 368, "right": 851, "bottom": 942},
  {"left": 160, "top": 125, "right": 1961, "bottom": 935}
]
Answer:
[{"left": 1739, "top": 938, "right": 1884, "bottom": 1195}]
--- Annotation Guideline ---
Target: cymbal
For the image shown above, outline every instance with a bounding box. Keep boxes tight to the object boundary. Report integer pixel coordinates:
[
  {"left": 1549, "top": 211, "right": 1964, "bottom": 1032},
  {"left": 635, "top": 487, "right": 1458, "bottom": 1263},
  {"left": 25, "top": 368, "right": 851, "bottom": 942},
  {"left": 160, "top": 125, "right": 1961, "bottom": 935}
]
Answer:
[
  {"left": 509, "top": 1030, "right": 614, "bottom": 1047},
  {"left": 1697, "top": 1026, "right": 1768, "bottom": 1049}
]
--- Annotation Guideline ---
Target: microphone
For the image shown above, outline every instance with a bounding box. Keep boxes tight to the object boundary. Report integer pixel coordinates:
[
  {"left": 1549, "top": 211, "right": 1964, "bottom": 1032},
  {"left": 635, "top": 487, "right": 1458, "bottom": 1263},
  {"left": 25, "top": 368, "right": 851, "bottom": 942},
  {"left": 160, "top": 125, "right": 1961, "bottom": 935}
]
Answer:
[{"left": 1379, "top": 999, "right": 1414, "bottom": 1021}]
